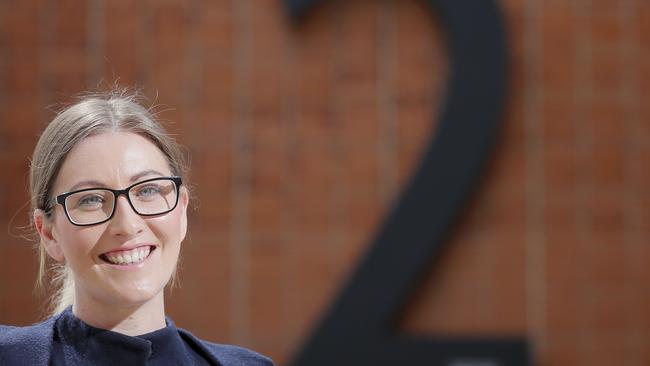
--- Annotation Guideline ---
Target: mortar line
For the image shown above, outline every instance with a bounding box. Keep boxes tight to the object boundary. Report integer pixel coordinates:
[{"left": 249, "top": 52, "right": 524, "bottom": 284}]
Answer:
[
  {"left": 573, "top": 1, "right": 594, "bottom": 364},
  {"left": 230, "top": 0, "right": 252, "bottom": 345},
  {"left": 523, "top": 0, "right": 546, "bottom": 362},
  {"left": 86, "top": 0, "right": 105, "bottom": 88},
  {"left": 619, "top": 0, "right": 643, "bottom": 364}
]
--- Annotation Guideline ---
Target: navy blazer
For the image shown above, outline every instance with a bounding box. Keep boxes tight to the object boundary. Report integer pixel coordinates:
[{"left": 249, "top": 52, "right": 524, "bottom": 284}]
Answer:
[{"left": 0, "top": 311, "right": 273, "bottom": 366}]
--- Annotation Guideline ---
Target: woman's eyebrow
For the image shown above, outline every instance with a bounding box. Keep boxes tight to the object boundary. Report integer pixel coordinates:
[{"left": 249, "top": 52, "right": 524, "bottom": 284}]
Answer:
[
  {"left": 130, "top": 169, "right": 165, "bottom": 182},
  {"left": 65, "top": 170, "right": 166, "bottom": 192},
  {"left": 67, "top": 180, "right": 106, "bottom": 192}
]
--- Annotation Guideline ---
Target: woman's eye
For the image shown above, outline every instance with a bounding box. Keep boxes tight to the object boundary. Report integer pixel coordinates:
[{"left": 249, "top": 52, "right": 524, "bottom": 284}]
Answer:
[
  {"left": 136, "top": 185, "right": 161, "bottom": 197},
  {"left": 77, "top": 194, "right": 105, "bottom": 207}
]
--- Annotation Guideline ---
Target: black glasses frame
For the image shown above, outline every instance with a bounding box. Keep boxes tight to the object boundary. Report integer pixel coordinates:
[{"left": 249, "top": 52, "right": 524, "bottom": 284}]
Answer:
[{"left": 54, "top": 176, "right": 183, "bottom": 227}]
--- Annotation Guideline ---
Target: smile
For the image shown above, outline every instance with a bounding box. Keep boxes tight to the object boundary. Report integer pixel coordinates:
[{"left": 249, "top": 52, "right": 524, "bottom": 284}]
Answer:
[{"left": 99, "top": 246, "right": 155, "bottom": 266}]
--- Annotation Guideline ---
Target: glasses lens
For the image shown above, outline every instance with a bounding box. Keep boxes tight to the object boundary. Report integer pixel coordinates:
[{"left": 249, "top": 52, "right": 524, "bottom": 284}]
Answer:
[
  {"left": 65, "top": 189, "right": 115, "bottom": 225},
  {"left": 129, "top": 178, "right": 178, "bottom": 215}
]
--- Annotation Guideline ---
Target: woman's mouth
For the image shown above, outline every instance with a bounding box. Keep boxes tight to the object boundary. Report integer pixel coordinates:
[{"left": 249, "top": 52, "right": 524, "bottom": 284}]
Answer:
[{"left": 99, "top": 246, "right": 155, "bottom": 266}]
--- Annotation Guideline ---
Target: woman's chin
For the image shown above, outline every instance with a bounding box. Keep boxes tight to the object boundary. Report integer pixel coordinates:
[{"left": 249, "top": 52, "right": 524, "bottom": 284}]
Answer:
[{"left": 101, "top": 283, "right": 165, "bottom": 308}]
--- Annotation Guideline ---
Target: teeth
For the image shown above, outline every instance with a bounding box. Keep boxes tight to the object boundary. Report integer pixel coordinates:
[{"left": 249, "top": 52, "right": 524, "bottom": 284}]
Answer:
[{"left": 104, "top": 246, "right": 151, "bottom": 265}]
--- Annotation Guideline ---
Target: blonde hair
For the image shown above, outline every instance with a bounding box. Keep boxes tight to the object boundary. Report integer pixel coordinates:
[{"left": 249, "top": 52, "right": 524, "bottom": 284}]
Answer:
[{"left": 30, "top": 90, "right": 189, "bottom": 316}]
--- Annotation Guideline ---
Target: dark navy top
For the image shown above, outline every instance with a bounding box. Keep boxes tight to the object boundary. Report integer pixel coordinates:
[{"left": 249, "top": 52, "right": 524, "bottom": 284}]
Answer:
[
  {"left": 50, "top": 307, "right": 209, "bottom": 365},
  {"left": 0, "top": 307, "right": 273, "bottom": 366}
]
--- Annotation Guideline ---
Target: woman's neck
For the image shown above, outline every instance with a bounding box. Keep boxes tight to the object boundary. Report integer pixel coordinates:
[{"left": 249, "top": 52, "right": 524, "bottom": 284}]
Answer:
[{"left": 71, "top": 292, "right": 167, "bottom": 336}]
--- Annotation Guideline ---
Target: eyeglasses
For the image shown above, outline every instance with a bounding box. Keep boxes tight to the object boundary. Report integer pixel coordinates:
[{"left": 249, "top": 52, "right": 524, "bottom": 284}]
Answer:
[{"left": 52, "top": 176, "right": 182, "bottom": 226}]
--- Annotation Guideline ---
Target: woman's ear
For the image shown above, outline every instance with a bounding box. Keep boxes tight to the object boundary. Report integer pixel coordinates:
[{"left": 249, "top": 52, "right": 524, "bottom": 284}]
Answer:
[{"left": 34, "top": 209, "right": 65, "bottom": 262}]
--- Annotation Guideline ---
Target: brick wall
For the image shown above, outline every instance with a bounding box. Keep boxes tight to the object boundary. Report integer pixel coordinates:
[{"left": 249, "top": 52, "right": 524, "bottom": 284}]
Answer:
[{"left": 0, "top": 0, "right": 648, "bottom": 365}]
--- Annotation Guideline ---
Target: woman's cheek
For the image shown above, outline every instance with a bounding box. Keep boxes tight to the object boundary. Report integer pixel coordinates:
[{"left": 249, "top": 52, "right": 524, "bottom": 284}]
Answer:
[
  {"left": 60, "top": 227, "right": 104, "bottom": 259},
  {"left": 151, "top": 214, "right": 183, "bottom": 243}
]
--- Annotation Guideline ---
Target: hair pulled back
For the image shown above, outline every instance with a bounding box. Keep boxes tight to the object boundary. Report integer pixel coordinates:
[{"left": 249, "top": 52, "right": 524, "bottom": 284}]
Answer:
[{"left": 30, "top": 90, "right": 189, "bottom": 315}]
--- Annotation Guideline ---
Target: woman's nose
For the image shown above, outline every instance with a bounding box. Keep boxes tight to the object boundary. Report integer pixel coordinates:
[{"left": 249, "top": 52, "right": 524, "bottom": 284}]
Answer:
[{"left": 107, "top": 195, "right": 145, "bottom": 237}]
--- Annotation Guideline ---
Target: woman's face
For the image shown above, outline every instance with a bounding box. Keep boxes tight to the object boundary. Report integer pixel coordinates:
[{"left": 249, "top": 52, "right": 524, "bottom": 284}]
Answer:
[{"left": 37, "top": 131, "right": 188, "bottom": 310}]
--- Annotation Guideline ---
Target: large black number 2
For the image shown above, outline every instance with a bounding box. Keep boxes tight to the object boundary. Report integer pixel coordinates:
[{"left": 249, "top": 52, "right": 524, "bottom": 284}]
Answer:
[{"left": 285, "top": 0, "right": 529, "bottom": 365}]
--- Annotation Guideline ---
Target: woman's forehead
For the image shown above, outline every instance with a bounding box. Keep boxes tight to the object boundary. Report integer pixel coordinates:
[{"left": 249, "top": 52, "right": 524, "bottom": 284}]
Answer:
[{"left": 54, "top": 132, "right": 171, "bottom": 191}]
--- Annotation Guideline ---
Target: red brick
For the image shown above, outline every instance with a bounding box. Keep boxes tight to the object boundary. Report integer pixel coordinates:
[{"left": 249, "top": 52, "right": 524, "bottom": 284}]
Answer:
[
  {"left": 249, "top": 240, "right": 288, "bottom": 339},
  {"left": 545, "top": 342, "right": 585, "bottom": 366},
  {"left": 591, "top": 0, "right": 622, "bottom": 17},
  {"left": 541, "top": 13, "right": 578, "bottom": 92},
  {"left": 583, "top": 244, "right": 629, "bottom": 284},
  {"left": 1, "top": 98, "right": 39, "bottom": 141},
  {"left": 591, "top": 49, "right": 625, "bottom": 95},
  {"left": 591, "top": 14, "right": 623, "bottom": 46},
  {"left": 547, "top": 295, "right": 585, "bottom": 342},
  {"left": 542, "top": 96, "right": 576, "bottom": 143},
  {"left": 588, "top": 193, "right": 626, "bottom": 246},
  {"left": 196, "top": 7, "right": 233, "bottom": 54},
  {"left": 104, "top": 1, "right": 139, "bottom": 84},
  {"left": 249, "top": 193, "right": 286, "bottom": 238},
  {"left": 172, "top": 244, "right": 232, "bottom": 340},
  {"left": 639, "top": 3, "right": 650, "bottom": 46},
  {"left": 544, "top": 145, "right": 578, "bottom": 197},
  {"left": 338, "top": 144, "right": 379, "bottom": 199},
  {"left": 53, "top": 0, "right": 87, "bottom": 49},
  {"left": 589, "top": 144, "right": 626, "bottom": 191},
  {"left": 4, "top": 55, "right": 39, "bottom": 99}
]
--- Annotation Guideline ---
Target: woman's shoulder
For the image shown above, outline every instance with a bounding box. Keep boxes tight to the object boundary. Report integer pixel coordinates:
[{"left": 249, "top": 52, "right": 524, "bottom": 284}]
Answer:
[
  {"left": 0, "top": 317, "right": 56, "bottom": 364},
  {"left": 177, "top": 328, "right": 275, "bottom": 366},
  {"left": 0, "top": 316, "right": 55, "bottom": 344}
]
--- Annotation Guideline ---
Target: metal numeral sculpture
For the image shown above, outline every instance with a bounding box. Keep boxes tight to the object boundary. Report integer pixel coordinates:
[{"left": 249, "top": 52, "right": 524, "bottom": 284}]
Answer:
[{"left": 285, "top": 0, "right": 529, "bottom": 365}]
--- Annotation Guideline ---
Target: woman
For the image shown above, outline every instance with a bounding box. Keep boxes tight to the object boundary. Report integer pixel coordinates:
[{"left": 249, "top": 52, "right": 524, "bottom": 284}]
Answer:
[{"left": 0, "top": 91, "right": 274, "bottom": 365}]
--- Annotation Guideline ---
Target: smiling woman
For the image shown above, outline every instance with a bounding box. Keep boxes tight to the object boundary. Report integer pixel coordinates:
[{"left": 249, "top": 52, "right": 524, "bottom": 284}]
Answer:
[{"left": 0, "top": 90, "right": 274, "bottom": 366}]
